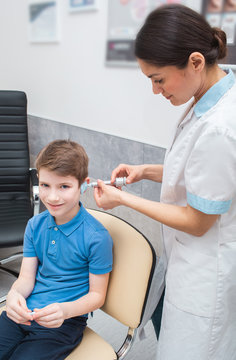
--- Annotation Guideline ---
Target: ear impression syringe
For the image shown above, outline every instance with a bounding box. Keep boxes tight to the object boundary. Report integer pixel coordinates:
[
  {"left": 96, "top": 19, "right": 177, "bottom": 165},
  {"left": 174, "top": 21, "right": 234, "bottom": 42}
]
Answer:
[
  {"left": 89, "top": 177, "right": 127, "bottom": 188},
  {"left": 81, "top": 177, "right": 126, "bottom": 194}
]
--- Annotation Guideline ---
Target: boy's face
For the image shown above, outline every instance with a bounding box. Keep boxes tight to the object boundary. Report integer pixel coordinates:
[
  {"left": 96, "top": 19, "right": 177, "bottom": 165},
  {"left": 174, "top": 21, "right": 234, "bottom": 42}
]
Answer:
[{"left": 38, "top": 168, "right": 81, "bottom": 225}]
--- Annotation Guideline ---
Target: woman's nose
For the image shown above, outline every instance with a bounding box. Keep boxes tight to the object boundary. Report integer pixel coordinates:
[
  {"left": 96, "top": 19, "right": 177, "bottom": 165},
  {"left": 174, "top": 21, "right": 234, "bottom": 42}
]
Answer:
[{"left": 152, "top": 83, "right": 163, "bottom": 95}]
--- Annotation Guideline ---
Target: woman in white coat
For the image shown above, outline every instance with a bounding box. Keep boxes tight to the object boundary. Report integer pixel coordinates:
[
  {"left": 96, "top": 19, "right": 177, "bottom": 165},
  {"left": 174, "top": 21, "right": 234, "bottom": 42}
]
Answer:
[{"left": 94, "top": 4, "right": 236, "bottom": 360}]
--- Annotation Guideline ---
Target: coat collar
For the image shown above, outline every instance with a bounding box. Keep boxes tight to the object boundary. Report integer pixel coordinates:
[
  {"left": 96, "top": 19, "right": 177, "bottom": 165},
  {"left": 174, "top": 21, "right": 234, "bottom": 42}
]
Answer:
[{"left": 194, "top": 69, "right": 235, "bottom": 118}]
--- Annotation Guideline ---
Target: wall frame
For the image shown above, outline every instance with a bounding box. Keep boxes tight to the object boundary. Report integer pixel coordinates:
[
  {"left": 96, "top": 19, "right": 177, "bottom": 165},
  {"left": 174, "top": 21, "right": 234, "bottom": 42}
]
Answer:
[
  {"left": 69, "top": 0, "right": 99, "bottom": 12},
  {"left": 202, "top": 0, "right": 236, "bottom": 69},
  {"left": 28, "top": 0, "right": 59, "bottom": 43},
  {"left": 105, "top": 0, "right": 185, "bottom": 67}
]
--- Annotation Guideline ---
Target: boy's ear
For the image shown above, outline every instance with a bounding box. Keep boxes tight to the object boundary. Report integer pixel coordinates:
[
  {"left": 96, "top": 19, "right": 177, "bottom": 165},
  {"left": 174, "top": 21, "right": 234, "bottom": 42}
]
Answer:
[
  {"left": 80, "top": 177, "right": 89, "bottom": 187},
  {"left": 80, "top": 177, "right": 90, "bottom": 194}
]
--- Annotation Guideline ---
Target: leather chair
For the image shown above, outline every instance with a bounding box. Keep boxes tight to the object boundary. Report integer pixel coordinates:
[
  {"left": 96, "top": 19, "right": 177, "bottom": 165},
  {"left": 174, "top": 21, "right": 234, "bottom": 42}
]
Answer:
[
  {"left": 0, "top": 91, "right": 39, "bottom": 301},
  {"left": 67, "top": 209, "right": 156, "bottom": 359},
  {"left": 0, "top": 209, "right": 156, "bottom": 359}
]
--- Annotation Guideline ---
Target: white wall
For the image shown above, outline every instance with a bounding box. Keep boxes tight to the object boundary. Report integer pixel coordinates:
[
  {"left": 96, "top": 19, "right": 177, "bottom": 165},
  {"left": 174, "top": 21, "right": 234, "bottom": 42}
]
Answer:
[{"left": 0, "top": 0, "right": 200, "bottom": 148}]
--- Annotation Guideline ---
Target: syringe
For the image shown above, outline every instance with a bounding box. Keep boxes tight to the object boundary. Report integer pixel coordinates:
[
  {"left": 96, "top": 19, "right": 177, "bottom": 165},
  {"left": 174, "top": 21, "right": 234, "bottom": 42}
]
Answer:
[
  {"left": 89, "top": 177, "right": 126, "bottom": 188},
  {"left": 81, "top": 177, "right": 126, "bottom": 194}
]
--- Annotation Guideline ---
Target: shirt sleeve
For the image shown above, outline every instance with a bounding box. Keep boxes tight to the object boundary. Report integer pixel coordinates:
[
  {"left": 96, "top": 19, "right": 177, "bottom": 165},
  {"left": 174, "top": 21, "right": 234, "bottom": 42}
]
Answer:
[
  {"left": 88, "top": 229, "right": 113, "bottom": 275},
  {"left": 23, "top": 219, "right": 37, "bottom": 257},
  {"left": 185, "top": 128, "right": 236, "bottom": 214}
]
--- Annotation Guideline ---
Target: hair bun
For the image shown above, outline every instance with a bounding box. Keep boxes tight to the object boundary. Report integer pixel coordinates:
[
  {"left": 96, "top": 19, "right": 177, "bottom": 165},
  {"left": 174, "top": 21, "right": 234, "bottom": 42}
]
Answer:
[{"left": 212, "top": 27, "right": 227, "bottom": 60}]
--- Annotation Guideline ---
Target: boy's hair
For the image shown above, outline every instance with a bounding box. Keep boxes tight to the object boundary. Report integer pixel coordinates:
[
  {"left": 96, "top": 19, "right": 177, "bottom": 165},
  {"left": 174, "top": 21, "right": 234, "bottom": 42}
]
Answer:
[{"left": 36, "top": 140, "right": 89, "bottom": 186}]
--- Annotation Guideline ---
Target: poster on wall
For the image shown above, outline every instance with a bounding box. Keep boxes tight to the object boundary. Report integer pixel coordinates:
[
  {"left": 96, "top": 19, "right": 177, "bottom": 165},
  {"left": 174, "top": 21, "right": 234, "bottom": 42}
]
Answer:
[
  {"left": 105, "top": 0, "right": 186, "bottom": 67},
  {"left": 28, "top": 0, "right": 59, "bottom": 43},
  {"left": 69, "top": 0, "right": 99, "bottom": 12},
  {"left": 202, "top": 0, "right": 236, "bottom": 67}
]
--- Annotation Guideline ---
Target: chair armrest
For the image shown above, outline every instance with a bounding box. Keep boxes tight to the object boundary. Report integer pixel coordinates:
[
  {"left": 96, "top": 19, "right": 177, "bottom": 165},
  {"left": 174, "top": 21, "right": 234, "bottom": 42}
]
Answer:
[
  {"left": 29, "top": 168, "right": 40, "bottom": 216},
  {"left": 30, "top": 167, "right": 38, "bottom": 186},
  {"left": 116, "top": 327, "right": 136, "bottom": 359}
]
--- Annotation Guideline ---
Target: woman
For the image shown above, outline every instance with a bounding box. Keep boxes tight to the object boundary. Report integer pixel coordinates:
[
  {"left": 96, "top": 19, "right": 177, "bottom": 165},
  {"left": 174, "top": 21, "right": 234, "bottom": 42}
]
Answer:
[{"left": 94, "top": 4, "right": 236, "bottom": 360}]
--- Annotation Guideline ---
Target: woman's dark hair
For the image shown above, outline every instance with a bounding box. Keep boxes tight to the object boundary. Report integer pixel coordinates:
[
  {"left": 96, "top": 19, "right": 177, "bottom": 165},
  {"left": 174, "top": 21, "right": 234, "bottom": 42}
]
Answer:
[{"left": 135, "top": 4, "right": 227, "bottom": 68}]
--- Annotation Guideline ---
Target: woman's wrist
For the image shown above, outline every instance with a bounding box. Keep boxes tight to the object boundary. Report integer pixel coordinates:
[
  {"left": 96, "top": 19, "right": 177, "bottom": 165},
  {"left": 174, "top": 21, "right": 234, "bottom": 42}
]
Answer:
[
  {"left": 120, "top": 189, "right": 137, "bottom": 208},
  {"left": 142, "top": 164, "right": 163, "bottom": 182}
]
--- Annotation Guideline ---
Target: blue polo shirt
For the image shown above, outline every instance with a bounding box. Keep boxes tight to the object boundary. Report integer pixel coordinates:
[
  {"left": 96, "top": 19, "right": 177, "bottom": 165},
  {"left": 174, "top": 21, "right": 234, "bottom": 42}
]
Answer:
[{"left": 23, "top": 203, "right": 113, "bottom": 314}]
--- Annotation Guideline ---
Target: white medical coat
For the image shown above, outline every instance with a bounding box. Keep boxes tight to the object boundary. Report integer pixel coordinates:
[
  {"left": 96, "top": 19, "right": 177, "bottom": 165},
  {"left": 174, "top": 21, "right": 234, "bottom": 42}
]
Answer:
[{"left": 157, "top": 69, "right": 236, "bottom": 360}]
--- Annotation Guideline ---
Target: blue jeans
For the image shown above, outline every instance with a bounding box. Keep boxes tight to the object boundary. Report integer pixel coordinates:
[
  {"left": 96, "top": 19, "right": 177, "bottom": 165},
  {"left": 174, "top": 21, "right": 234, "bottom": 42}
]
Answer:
[{"left": 0, "top": 311, "right": 87, "bottom": 360}]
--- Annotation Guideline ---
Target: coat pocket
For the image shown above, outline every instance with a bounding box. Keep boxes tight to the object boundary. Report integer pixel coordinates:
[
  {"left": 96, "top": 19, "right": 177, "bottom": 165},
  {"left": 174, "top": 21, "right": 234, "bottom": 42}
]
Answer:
[
  {"left": 220, "top": 225, "right": 236, "bottom": 244},
  {"left": 165, "top": 238, "right": 217, "bottom": 317}
]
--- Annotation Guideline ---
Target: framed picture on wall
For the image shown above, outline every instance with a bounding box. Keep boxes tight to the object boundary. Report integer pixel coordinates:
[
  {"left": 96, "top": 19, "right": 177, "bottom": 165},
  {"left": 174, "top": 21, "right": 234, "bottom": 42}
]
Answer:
[
  {"left": 69, "top": 0, "right": 99, "bottom": 12},
  {"left": 202, "top": 0, "right": 236, "bottom": 68},
  {"left": 28, "top": 0, "right": 59, "bottom": 43},
  {"left": 105, "top": 0, "right": 185, "bottom": 67}
]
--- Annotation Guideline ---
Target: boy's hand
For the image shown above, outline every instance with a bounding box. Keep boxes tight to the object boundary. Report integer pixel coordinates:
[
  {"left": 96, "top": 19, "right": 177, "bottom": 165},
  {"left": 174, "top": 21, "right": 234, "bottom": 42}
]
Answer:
[
  {"left": 32, "top": 303, "right": 66, "bottom": 328},
  {"left": 6, "top": 289, "right": 33, "bottom": 326}
]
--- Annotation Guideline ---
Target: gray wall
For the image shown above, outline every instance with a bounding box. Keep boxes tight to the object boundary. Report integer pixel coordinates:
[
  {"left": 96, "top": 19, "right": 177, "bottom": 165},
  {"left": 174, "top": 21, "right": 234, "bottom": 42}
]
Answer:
[{"left": 28, "top": 115, "right": 166, "bottom": 254}]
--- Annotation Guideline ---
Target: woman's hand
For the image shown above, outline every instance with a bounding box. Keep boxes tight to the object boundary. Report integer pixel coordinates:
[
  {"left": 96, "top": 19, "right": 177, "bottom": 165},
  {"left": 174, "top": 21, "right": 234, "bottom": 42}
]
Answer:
[
  {"left": 33, "top": 303, "right": 66, "bottom": 328},
  {"left": 6, "top": 289, "right": 33, "bottom": 326},
  {"left": 111, "top": 164, "right": 145, "bottom": 185},
  {"left": 94, "top": 180, "right": 122, "bottom": 210}
]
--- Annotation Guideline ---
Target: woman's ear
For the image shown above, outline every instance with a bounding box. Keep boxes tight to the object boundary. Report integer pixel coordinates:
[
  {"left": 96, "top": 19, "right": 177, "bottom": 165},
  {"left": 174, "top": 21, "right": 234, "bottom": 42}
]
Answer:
[{"left": 188, "top": 52, "right": 205, "bottom": 72}]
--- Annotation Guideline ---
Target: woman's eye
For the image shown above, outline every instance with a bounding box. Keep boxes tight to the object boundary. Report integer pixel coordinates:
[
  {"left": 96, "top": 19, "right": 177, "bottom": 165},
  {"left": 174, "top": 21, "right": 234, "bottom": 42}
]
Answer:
[
  {"left": 40, "top": 183, "right": 48, "bottom": 188},
  {"left": 154, "top": 79, "right": 163, "bottom": 84}
]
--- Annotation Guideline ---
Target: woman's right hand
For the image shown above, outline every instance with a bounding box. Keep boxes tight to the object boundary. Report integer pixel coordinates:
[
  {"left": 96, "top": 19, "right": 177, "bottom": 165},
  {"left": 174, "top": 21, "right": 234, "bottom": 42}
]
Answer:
[
  {"left": 111, "top": 164, "right": 145, "bottom": 185},
  {"left": 94, "top": 180, "right": 122, "bottom": 210}
]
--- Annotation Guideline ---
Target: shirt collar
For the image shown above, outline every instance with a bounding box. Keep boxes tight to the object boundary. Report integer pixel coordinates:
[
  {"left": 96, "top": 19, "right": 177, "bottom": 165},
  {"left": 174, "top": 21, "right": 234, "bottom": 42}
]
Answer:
[
  {"left": 194, "top": 69, "right": 235, "bottom": 118},
  {"left": 47, "top": 202, "right": 86, "bottom": 236}
]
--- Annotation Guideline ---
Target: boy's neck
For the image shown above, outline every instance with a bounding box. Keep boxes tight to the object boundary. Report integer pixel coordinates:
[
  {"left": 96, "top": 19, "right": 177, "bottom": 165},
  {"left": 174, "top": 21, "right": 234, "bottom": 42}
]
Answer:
[{"left": 54, "top": 202, "right": 81, "bottom": 225}]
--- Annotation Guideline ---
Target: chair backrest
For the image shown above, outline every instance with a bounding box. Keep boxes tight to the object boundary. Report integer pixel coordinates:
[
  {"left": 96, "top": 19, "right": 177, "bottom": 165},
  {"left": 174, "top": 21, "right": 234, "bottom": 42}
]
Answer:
[
  {"left": 0, "top": 91, "right": 30, "bottom": 200},
  {"left": 87, "top": 209, "right": 155, "bottom": 329}
]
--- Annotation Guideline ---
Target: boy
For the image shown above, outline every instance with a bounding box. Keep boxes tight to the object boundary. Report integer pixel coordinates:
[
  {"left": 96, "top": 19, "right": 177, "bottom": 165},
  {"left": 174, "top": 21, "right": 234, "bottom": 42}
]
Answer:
[{"left": 0, "top": 140, "right": 113, "bottom": 360}]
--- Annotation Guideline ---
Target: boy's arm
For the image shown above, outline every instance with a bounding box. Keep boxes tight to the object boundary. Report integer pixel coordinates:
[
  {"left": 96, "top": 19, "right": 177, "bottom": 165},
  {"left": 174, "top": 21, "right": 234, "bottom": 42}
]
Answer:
[
  {"left": 6, "top": 257, "right": 38, "bottom": 325},
  {"left": 33, "top": 272, "right": 110, "bottom": 328}
]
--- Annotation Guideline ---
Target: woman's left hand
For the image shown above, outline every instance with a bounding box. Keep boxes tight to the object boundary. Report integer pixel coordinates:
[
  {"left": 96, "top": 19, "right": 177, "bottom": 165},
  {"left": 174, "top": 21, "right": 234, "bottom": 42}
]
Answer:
[{"left": 94, "top": 180, "right": 122, "bottom": 210}]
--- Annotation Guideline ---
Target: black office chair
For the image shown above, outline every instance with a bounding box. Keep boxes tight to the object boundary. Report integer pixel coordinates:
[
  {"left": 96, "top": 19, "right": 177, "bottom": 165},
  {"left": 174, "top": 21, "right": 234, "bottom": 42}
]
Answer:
[{"left": 0, "top": 91, "right": 39, "bottom": 297}]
